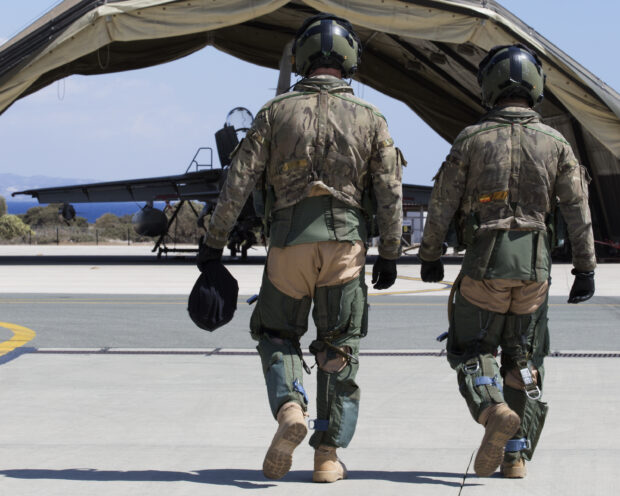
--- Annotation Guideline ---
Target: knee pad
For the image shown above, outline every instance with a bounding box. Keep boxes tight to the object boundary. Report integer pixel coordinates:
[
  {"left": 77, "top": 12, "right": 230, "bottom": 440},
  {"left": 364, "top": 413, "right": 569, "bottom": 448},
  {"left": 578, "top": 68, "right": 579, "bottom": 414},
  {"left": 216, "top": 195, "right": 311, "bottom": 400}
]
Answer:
[
  {"left": 250, "top": 272, "right": 312, "bottom": 340},
  {"left": 312, "top": 272, "right": 368, "bottom": 339}
]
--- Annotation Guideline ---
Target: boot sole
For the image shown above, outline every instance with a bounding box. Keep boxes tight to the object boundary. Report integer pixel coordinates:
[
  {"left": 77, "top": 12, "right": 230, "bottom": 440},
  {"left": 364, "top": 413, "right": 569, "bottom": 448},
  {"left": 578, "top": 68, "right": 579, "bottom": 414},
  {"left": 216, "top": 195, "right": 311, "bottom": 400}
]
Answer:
[
  {"left": 262, "top": 421, "right": 307, "bottom": 480},
  {"left": 474, "top": 411, "right": 520, "bottom": 477}
]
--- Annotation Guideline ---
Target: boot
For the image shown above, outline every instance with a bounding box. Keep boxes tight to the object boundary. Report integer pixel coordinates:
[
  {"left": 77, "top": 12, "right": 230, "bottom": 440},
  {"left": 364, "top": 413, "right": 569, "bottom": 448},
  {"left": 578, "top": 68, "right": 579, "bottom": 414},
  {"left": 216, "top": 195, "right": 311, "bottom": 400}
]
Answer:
[
  {"left": 501, "top": 457, "right": 527, "bottom": 478},
  {"left": 313, "top": 445, "right": 347, "bottom": 483},
  {"left": 262, "top": 402, "right": 308, "bottom": 479},
  {"left": 474, "top": 403, "right": 520, "bottom": 477}
]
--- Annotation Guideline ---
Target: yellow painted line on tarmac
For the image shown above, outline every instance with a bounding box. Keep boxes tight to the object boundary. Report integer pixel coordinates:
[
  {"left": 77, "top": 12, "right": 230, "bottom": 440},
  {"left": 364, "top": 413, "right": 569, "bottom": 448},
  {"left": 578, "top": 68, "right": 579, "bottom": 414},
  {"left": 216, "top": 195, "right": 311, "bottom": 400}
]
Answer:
[
  {"left": 0, "top": 322, "right": 36, "bottom": 357},
  {"left": 365, "top": 271, "right": 453, "bottom": 296}
]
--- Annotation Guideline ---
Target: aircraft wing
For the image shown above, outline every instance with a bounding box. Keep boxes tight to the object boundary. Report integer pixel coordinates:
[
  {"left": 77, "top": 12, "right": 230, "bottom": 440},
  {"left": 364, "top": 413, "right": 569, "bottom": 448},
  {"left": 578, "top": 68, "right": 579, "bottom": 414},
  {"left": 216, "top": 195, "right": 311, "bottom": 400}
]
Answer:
[
  {"left": 12, "top": 169, "right": 225, "bottom": 204},
  {"left": 402, "top": 184, "right": 432, "bottom": 208}
]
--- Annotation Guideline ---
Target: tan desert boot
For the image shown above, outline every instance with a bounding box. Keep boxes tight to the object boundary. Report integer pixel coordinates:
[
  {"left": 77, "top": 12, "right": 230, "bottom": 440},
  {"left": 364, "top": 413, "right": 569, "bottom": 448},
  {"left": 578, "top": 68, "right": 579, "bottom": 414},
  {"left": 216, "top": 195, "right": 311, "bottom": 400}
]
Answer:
[
  {"left": 474, "top": 403, "right": 520, "bottom": 477},
  {"left": 262, "top": 402, "right": 308, "bottom": 479},
  {"left": 501, "top": 458, "right": 527, "bottom": 478},
  {"left": 313, "top": 445, "right": 347, "bottom": 483}
]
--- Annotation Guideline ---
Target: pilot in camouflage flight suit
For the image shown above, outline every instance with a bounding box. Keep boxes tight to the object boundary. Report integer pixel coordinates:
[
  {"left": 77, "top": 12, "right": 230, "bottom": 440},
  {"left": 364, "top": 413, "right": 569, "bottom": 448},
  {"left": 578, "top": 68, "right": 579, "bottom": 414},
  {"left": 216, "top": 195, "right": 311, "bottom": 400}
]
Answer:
[
  {"left": 198, "top": 13, "right": 403, "bottom": 483},
  {"left": 419, "top": 44, "right": 596, "bottom": 479}
]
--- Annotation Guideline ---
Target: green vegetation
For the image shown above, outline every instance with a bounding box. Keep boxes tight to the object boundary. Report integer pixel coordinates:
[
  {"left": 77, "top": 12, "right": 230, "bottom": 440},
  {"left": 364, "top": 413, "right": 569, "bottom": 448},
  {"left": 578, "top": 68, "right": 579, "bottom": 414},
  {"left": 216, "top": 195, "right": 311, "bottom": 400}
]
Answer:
[
  {"left": 0, "top": 201, "right": 208, "bottom": 245},
  {"left": 0, "top": 195, "right": 6, "bottom": 217},
  {"left": 21, "top": 203, "right": 66, "bottom": 227},
  {"left": 166, "top": 201, "right": 205, "bottom": 244},
  {"left": 0, "top": 214, "right": 32, "bottom": 241}
]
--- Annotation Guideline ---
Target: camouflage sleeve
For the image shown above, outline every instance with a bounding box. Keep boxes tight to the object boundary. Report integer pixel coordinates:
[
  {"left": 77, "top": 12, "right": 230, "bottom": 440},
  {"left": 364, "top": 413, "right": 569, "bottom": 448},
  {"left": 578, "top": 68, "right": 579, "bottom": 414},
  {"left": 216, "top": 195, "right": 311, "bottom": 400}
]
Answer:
[
  {"left": 555, "top": 144, "right": 596, "bottom": 272},
  {"left": 205, "top": 109, "right": 270, "bottom": 249},
  {"left": 370, "top": 116, "right": 403, "bottom": 260},
  {"left": 419, "top": 144, "right": 468, "bottom": 262}
]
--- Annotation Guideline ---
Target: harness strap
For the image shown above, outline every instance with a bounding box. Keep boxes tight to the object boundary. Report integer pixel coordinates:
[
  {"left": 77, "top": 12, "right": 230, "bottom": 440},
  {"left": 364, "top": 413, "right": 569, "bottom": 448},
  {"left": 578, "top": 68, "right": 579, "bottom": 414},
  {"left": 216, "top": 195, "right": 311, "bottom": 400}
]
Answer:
[
  {"left": 310, "top": 339, "right": 359, "bottom": 365},
  {"left": 474, "top": 375, "right": 503, "bottom": 393},
  {"left": 308, "top": 419, "right": 329, "bottom": 431},
  {"left": 512, "top": 316, "right": 542, "bottom": 400},
  {"left": 292, "top": 379, "right": 309, "bottom": 404},
  {"left": 505, "top": 437, "right": 531, "bottom": 452}
]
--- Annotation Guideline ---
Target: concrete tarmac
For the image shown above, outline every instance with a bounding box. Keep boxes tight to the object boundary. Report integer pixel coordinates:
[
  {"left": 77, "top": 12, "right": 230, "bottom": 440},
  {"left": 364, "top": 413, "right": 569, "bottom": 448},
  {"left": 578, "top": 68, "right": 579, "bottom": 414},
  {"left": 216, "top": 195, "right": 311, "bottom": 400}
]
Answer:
[{"left": 0, "top": 245, "right": 619, "bottom": 495}]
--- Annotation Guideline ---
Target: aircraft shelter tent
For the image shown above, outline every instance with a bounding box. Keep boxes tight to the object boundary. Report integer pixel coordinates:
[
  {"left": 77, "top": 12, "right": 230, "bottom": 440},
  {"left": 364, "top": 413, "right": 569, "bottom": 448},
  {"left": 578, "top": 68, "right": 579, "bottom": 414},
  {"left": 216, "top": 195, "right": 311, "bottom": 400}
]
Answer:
[{"left": 1, "top": 0, "right": 619, "bottom": 250}]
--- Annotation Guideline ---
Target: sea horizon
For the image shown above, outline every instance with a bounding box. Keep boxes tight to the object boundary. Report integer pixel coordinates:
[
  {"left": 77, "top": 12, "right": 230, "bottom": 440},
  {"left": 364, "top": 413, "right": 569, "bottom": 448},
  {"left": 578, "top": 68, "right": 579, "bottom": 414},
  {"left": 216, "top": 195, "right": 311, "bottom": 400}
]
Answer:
[{"left": 5, "top": 200, "right": 168, "bottom": 223}]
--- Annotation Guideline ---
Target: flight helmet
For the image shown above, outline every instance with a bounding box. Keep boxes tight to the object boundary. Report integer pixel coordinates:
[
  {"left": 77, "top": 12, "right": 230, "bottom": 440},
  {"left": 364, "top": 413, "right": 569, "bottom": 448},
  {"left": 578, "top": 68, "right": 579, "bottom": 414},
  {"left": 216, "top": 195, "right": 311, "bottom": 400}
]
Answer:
[
  {"left": 477, "top": 44, "right": 545, "bottom": 108},
  {"left": 292, "top": 13, "right": 361, "bottom": 78}
]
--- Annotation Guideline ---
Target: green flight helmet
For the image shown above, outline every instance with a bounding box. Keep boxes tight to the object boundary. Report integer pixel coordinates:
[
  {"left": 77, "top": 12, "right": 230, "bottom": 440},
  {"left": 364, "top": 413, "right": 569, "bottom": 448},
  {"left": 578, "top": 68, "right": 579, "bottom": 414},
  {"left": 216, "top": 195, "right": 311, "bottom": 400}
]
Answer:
[
  {"left": 478, "top": 44, "right": 545, "bottom": 108},
  {"left": 292, "top": 13, "right": 361, "bottom": 78}
]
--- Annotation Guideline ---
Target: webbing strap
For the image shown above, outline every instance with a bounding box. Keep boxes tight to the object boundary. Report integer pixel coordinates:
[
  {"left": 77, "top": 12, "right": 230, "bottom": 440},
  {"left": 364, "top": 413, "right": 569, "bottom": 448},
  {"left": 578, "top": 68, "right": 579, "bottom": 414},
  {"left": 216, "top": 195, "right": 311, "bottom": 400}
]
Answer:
[
  {"left": 292, "top": 379, "right": 308, "bottom": 404},
  {"left": 505, "top": 437, "right": 531, "bottom": 452},
  {"left": 309, "top": 419, "right": 329, "bottom": 431},
  {"left": 474, "top": 375, "right": 503, "bottom": 393}
]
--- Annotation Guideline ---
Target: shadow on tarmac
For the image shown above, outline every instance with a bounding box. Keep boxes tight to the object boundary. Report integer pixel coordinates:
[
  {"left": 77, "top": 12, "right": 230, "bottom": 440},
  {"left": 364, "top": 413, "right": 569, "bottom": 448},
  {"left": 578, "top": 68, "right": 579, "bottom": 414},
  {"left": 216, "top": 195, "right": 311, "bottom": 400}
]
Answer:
[
  {"left": 0, "top": 467, "right": 480, "bottom": 488},
  {"left": 0, "top": 468, "right": 276, "bottom": 489}
]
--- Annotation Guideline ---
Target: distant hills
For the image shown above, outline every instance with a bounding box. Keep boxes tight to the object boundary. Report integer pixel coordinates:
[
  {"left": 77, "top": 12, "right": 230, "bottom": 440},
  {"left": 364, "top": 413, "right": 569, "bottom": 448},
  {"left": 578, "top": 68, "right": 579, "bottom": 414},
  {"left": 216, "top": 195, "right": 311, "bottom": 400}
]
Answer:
[{"left": 0, "top": 173, "right": 96, "bottom": 201}]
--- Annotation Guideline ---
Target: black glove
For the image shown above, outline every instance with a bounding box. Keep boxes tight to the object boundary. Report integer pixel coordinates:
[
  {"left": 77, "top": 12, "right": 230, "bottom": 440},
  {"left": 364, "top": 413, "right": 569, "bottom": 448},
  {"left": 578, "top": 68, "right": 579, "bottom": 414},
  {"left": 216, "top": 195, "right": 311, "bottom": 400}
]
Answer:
[
  {"left": 420, "top": 258, "right": 444, "bottom": 283},
  {"left": 568, "top": 269, "right": 595, "bottom": 303},
  {"left": 197, "top": 243, "right": 223, "bottom": 272},
  {"left": 372, "top": 256, "right": 397, "bottom": 290}
]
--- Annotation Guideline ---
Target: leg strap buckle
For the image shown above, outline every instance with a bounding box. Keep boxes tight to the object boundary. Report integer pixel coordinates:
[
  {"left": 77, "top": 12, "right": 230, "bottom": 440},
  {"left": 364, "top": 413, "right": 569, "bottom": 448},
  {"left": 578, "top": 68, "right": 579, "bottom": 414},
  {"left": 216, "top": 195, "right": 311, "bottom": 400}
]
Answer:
[
  {"left": 505, "top": 437, "right": 531, "bottom": 452},
  {"left": 525, "top": 384, "right": 542, "bottom": 400},
  {"left": 519, "top": 366, "right": 542, "bottom": 400},
  {"left": 463, "top": 359, "right": 480, "bottom": 375},
  {"left": 308, "top": 419, "right": 329, "bottom": 431}
]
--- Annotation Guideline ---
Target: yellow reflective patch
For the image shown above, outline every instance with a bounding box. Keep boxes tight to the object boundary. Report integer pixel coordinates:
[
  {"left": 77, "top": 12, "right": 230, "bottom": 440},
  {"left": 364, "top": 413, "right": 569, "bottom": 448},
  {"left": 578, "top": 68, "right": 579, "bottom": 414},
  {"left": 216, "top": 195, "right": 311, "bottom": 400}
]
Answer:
[
  {"left": 281, "top": 159, "right": 308, "bottom": 172},
  {"left": 479, "top": 191, "right": 508, "bottom": 203}
]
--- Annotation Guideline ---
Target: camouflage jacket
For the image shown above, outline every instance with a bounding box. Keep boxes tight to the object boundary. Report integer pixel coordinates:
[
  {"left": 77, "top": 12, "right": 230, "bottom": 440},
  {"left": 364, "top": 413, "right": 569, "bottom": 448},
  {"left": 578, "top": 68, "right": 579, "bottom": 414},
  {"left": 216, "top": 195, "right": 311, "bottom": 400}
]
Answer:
[
  {"left": 419, "top": 106, "right": 596, "bottom": 272},
  {"left": 205, "top": 75, "right": 403, "bottom": 259}
]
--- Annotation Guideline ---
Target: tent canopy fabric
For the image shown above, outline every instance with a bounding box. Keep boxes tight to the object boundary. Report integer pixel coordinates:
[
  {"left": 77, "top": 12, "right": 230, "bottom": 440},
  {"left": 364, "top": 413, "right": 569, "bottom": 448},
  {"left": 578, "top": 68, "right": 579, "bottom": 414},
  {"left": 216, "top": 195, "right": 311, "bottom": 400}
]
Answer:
[{"left": 1, "top": 0, "right": 619, "bottom": 243}]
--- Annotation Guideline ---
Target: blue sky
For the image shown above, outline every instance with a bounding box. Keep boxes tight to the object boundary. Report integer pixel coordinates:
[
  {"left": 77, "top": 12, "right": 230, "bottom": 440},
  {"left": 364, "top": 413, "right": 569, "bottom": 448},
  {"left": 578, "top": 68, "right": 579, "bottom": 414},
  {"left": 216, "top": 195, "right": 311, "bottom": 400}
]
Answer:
[{"left": 0, "top": 1, "right": 618, "bottom": 186}]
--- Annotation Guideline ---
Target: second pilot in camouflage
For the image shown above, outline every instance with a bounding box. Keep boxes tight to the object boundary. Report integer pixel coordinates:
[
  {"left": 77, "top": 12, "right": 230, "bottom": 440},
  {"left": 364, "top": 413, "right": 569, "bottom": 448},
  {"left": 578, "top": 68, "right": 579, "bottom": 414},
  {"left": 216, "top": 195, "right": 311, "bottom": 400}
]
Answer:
[{"left": 420, "top": 44, "right": 595, "bottom": 479}]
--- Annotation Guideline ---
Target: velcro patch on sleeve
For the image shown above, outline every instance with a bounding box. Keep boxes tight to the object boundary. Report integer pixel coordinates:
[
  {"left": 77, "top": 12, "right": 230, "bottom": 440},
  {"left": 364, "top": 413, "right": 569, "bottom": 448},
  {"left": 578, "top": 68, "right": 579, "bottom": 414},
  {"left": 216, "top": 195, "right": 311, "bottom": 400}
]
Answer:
[
  {"left": 378, "top": 138, "right": 394, "bottom": 149},
  {"left": 281, "top": 158, "right": 308, "bottom": 172}
]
